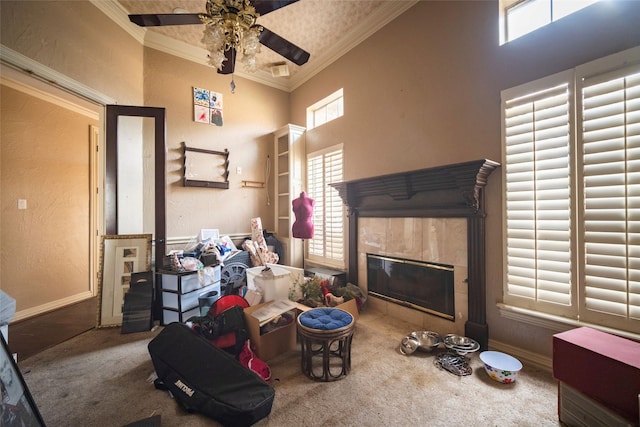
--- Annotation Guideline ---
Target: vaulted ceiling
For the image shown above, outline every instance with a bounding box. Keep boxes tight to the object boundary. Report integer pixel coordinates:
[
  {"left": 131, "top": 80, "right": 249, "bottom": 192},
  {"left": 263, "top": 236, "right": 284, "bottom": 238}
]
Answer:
[{"left": 101, "top": 0, "right": 417, "bottom": 91}]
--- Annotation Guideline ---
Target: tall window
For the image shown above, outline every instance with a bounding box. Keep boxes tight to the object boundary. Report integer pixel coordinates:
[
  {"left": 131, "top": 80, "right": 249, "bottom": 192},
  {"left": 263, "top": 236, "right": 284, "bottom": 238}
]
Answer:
[
  {"left": 307, "top": 145, "right": 344, "bottom": 268},
  {"left": 502, "top": 47, "right": 640, "bottom": 336},
  {"left": 503, "top": 0, "right": 601, "bottom": 43},
  {"left": 306, "top": 89, "right": 344, "bottom": 130}
]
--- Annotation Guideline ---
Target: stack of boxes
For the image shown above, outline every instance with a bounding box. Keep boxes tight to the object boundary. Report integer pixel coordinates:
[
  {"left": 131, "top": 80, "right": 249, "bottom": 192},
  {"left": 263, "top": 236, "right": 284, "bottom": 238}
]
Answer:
[{"left": 553, "top": 327, "right": 640, "bottom": 426}]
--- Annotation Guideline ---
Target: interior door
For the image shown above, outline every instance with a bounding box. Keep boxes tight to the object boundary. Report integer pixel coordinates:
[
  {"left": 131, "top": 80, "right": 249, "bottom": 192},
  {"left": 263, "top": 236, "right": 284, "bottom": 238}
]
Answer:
[{"left": 105, "top": 105, "right": 166, "bottom": 320}]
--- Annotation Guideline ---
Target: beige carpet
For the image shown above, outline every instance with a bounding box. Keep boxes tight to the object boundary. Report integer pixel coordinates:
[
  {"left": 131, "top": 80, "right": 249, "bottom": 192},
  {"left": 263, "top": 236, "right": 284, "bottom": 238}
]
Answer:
[{"left": 19, "top": 309, "right": 561, "bottom": 426}]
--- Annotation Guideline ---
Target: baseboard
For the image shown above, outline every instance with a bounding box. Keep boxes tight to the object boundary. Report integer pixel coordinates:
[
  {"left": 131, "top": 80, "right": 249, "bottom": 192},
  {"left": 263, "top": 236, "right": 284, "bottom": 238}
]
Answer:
[
  {"left": 12, "top": 291, "right": 94, "bottom": 323},
  {"left": 488, "top": 338, "right": 553, "bottom": 372}
]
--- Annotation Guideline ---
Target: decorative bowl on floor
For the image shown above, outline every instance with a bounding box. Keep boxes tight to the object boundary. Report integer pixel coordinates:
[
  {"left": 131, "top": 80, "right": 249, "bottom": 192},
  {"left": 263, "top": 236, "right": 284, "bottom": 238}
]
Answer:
[
  {"left": 399, "top": 335, "right": 420, "bottom": 355},
  {"left": 410, "top": 331, "right": 441, "bottom": 352},
  {"left": 442, "top": 334, "right": 480, "bottom": 355},
  {"left": 479, "top": 351, "right": 523, "bottom": 384},
  {"left": 399, "top": 331, "right": 441, "bottom": 355}
]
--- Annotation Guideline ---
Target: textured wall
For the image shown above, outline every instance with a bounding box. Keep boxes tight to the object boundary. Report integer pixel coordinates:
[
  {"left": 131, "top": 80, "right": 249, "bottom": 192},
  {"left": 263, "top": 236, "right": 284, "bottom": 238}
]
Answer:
[
  {"left": 0, "top": 1, "right": 289, "bottom": 317},
  {"left": 1, "top": 85, "right": 98, "bottom": 310},
  {"left": 142, "top": 48, "right": 289, "bottom": 238},
  {"left": 289, "top": 0, "right": 640, "bottom": 359}
]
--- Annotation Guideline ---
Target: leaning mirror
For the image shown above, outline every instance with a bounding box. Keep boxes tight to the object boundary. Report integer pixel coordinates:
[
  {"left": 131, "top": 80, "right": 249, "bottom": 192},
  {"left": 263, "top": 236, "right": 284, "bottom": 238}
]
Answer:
[{"left": 97, "top": 234, "right": 152, "bottom": 327}]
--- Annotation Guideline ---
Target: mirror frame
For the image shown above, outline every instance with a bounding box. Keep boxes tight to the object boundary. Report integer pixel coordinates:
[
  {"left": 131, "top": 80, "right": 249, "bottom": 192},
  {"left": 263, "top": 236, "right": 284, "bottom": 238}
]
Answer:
[{"left": 97, "top": 234, "right": 152, "bottom": 328}]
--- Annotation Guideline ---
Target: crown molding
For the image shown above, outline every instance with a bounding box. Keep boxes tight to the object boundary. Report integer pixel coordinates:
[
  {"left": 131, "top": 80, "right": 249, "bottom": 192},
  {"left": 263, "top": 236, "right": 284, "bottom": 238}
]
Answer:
[
  {"left": 1, "top": 73, "right": 100, "bottom": 120},
  {"left": 0, "top": 44, "right": 116, "bottom": 104},
  {"left": 92, "top": 0, "right": 419, "bottom": 92},
  {"left": 89, "top": 0, "right": 145, "bottom": 45},
  {"left": 287, "top": 0, "right": 419, "bottom": 91},
  {"left": 143, "top": 31, "right": 292, "bottom": 92}
]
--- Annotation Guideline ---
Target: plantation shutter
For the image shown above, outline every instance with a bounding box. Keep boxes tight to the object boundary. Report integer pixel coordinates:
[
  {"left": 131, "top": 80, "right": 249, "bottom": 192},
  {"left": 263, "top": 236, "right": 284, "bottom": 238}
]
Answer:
[
  {"left": 307, "top": 146, "right": 344, "bottom": 267},
  {"left": 307, "top": 154, "right": 324, "bottom": 257},
  {"left": 324, "top": 149, "right": 344, "bottom": 262},
  {"left": 503, "top": 83, "right": 574, "bottom": 314},
  {"left": 579, "top": 65, "right": 640, "bottom": 326}
]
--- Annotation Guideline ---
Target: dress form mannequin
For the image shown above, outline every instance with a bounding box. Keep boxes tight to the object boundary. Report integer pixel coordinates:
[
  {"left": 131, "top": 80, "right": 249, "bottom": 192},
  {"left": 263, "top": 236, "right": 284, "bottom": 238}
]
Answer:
[{"left": 292, "top": 192, "right": 315, "bottom": 239}]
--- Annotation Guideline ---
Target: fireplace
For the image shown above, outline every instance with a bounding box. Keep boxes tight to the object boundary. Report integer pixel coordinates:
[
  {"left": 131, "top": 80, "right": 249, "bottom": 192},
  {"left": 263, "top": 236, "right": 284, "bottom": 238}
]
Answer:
[
  {"left": 367, "top": 254, "right": 455, "bottom": 320},
  {"left": 331, "top": 159, "right": 499, "bottom": 349}
]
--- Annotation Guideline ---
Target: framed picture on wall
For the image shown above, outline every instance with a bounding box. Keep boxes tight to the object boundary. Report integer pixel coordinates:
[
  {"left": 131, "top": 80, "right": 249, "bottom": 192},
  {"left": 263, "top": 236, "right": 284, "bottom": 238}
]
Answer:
[
  {"left": 97, "top": 234, "right": 152, "bottom": 328},
  {"left": 0, "top": 334, "right": 46, "bottom": 426}
]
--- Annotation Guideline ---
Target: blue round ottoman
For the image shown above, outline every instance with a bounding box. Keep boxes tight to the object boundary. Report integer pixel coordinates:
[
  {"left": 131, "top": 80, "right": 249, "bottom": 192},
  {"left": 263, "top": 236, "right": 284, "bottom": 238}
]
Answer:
[{"left": 297, "top": 307, "right": 355, "bottom": 381}]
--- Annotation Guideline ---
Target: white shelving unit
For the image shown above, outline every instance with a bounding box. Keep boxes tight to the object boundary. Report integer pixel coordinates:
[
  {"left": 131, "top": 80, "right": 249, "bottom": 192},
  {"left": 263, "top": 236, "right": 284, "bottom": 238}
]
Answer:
[{"left": 273, "top": 124, "right": 306, "bottom": 267}]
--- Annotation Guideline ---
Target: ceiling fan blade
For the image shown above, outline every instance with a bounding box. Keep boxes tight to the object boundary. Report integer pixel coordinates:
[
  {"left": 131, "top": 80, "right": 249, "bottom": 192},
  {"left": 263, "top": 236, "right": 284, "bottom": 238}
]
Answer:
[
  {"left": 218, "top": 49, "right": 236, "bottom": 75},
  {"left": 253, "top": 0, "right": 300, "bottom": 16},
  {"left": 259, "top": 28, "right": 310, "bottom": 66},
  {"left": 129, "top": 13, "right": 203, "bottom": 27}
]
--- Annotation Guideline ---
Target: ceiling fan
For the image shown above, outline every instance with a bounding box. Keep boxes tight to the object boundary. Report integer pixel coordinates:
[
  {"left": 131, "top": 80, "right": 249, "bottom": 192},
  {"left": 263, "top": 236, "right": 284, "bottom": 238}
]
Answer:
[{"left": 128, "top": 0, "right": 310, "bottom": 75}]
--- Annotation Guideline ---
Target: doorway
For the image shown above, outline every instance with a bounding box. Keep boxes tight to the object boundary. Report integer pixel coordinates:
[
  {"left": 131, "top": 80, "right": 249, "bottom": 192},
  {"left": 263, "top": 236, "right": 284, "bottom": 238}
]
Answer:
[{"left": 1, "top": 67, "right": 102, "bottom": 357}]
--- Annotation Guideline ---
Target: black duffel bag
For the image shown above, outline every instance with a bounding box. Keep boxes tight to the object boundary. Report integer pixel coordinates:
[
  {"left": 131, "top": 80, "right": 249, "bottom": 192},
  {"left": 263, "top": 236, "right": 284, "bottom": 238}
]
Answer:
[{"left": 148, "top": 322, "right": 275, "bottom": 427}]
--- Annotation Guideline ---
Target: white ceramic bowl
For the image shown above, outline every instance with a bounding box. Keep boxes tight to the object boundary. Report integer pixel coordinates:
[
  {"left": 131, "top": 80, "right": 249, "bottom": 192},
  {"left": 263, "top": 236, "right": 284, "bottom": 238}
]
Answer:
[{"left": 479, "top": 351, "right": 523, "bottom": 384}]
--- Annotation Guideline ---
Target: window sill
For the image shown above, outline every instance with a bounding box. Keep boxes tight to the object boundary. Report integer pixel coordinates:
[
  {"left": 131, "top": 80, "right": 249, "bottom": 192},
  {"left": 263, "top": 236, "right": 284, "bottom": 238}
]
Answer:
[{"left": 496, "top": 303, "right": 640, "bottom": 342}]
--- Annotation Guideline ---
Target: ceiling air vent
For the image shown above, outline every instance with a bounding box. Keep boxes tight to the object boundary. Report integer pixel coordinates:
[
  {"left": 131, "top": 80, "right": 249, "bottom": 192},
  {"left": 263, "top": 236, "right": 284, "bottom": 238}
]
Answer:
[{"left": 270, "top": 63, "right": 290, "bottom": 78}]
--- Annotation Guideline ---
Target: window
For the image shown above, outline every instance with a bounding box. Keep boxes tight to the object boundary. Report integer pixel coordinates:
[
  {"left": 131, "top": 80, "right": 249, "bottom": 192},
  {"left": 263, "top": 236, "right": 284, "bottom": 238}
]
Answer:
[
  {"left": 503, "top": 0, "right": 601, "bottom": 43},
  {"left": 306, "top": 89, "right": 344, "bottom": 130},
  {"left": 502, "top": 47, "right": 640, "bottom": 336},
  {"left": 306, "top": 145, "right": 345, "bottom": 268}
]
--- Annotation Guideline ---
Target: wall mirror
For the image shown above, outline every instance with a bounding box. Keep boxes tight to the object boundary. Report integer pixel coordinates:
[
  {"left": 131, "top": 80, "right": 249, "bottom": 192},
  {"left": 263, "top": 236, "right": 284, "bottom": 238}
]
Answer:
[{"left": 106, "top": 105, "right": 166, "bottom": 321}]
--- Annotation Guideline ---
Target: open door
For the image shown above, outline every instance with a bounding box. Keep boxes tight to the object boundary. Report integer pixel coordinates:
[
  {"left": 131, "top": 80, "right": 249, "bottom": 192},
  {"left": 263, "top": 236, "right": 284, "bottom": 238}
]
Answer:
[{"left": 105, "top": 105, "right": 166, "bottom": 320}]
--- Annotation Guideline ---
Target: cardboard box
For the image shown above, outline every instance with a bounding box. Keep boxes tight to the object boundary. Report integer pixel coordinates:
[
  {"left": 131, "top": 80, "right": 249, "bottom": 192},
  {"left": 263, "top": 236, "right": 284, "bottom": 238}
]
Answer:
[
  {"left": 558, "top": 382, "right": 636, "bottom": 427},
  {"left": 244, "top": 301, "right": 297, "bottom": 361},
  {"left": 553, "top": 327, "right": 640, "bottom": 423},
  {"left": 244, "top": 298, "right": 360, "bottom": 362}
]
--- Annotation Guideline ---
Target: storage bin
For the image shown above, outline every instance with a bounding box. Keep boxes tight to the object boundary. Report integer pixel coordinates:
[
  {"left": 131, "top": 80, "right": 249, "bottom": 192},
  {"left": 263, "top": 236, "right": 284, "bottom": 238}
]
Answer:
[
  {"left": 162, "top": 282, "right": 220, "bottom": 311},
  {"left": 247, "top": 265, "right": 296, "bottom": 302}
]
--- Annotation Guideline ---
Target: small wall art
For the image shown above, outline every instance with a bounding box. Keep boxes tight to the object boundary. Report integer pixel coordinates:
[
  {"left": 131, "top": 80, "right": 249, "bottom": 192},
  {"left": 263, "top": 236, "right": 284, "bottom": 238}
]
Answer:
[{"left": 193, "top": 86, "right": 223, "bottom": 126}]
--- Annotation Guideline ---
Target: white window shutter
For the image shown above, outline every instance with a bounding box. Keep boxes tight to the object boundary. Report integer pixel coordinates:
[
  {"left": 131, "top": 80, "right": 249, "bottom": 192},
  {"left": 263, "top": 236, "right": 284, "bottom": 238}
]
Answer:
[
  {"left": 503, "top": 83, "right": 574, "bottom": 314},
  {"left": 307, "top": 146, "right": 344, "bottom": 267},
  {"left": 579, "top": 66, "right": 640, "bottom": 327}
]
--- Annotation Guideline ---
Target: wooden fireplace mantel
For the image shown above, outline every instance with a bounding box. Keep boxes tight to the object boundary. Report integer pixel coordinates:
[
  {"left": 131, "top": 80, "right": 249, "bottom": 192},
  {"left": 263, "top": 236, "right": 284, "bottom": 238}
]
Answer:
[{"left": 331, "top": 159, "right": 500, "bottom": 349}]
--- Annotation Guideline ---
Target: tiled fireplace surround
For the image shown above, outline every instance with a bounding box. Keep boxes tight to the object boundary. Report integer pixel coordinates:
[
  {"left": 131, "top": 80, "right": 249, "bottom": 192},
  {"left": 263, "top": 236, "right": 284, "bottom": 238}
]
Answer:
[
  {"left": 358, "top": 217, "right": 469, "bottom": 337},
  {"left": 332, "top": 159, "right": 499, "bottom": 349}
]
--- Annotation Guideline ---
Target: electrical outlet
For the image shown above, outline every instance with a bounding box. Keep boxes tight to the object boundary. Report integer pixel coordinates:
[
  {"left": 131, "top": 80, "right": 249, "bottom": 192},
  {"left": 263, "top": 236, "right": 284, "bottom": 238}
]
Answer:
[
  {"left": 17, "top": 199, "right": 27, "bottom": 210},
  {"left": 236, "top": 166, "right": 242, "bottom": 175}
]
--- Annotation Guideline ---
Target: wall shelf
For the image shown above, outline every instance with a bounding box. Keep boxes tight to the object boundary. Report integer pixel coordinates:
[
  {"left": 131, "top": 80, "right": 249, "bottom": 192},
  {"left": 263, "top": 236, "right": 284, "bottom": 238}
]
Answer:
[{"left": 182, "top": 143, "right": 229, "bottom": 189}]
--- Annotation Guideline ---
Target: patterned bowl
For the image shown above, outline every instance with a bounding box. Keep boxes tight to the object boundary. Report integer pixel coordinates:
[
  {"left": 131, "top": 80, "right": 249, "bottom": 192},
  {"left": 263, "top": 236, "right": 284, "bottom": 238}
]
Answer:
[{"left": 479, "top": 351, "right": 523, "bottom": 384}]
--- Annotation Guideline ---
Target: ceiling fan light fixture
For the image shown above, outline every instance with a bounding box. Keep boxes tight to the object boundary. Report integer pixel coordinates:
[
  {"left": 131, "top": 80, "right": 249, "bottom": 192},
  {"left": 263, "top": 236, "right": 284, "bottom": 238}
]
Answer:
[
  {"left": 199, "top": 0, "right": 262, "bottom": 72},
  {"left": 202, "top": 23, "right": 227, "bottom": 69},
  {"left": 128, "top": 0, "right": 310, "bottom": 78},
  {"left": 241, "top": 26, "right": 261, "bottom": 72}
]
